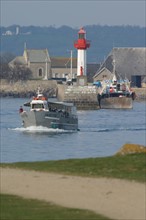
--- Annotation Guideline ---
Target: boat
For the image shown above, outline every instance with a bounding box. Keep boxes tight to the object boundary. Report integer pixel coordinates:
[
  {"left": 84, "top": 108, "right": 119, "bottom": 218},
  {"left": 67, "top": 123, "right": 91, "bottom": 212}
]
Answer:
[
  {"left": 95, "top": 56, "right": 136, "bottom": 109},
  {"left": 96, "top": 77, "right": 136, "bottom": 109},
  {"left": 19, "top": 89, "right": 78, "bottom": 130}
]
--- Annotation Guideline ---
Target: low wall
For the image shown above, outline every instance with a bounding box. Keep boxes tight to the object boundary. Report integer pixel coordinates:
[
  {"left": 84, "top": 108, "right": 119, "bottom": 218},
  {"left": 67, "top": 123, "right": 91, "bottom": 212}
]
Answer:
[
  {"left": 132, "top": 88, "right": 146, "bottom": 101},
  {"left": 0, "top": 80, "right": 58, "bottom": 98}
]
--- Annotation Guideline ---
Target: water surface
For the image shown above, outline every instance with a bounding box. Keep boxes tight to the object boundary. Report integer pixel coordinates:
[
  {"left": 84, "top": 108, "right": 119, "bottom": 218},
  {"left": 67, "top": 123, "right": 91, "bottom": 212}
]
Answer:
[{"left": 1, "top": 98, "right": 145, "bottom": 163}]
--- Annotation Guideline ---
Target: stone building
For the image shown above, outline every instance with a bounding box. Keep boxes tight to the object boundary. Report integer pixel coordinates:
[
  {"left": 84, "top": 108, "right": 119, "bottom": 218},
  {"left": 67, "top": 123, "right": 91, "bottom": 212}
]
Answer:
[
  {"left": 9, "top": 49, "right": 77, "bottom": 80},
  {"left": 51, "top": 58, "right": 98, "bottom": 82},
  {"left": 51, "top": 57, "right": 77, "bottom": 80},
  {"left": 93, "top": 67, "right": 113, "bottom": 82},
  {"left": 9, "top": 49, "right": 51, "bottom": 79},
  {"left": 93, "top": 47, "right": 146, "bottom": 87},
  {"left": 9, "top": 48, "right": 99, "bottom": 82}
]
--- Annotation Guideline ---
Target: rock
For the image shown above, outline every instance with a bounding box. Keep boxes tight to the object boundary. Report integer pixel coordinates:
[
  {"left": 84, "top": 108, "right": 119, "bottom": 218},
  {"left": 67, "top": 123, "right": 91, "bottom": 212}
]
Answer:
[{"left": 116, "top": 143, "right": 146, "bottom": 155}]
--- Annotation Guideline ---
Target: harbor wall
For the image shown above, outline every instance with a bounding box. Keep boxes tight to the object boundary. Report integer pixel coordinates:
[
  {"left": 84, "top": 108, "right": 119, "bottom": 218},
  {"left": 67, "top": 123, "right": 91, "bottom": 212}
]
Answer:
[
  {"left": 0, "top": 79, "right": 58, "bottom": 98},
  {"left": 57, "top": 84, "right": 99, "bottom": 110},
  {"left": 57, "top": 84, "right": 67, "bottom": 101},
  {"left": 132, "top": 87, "right": 146, "bottom": 101},
  {"left": 0, "top": 80, "right": 145, "bottom": 105}
]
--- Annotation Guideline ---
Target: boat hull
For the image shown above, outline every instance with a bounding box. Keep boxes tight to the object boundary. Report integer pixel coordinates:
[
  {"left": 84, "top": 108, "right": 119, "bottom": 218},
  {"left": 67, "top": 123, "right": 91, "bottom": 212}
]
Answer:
[
  {"left": 20, "top": 110, "right": 78, "bottom": 130},
  {"left": 100, "top": 96, "right": 133, "bottom": 109}
]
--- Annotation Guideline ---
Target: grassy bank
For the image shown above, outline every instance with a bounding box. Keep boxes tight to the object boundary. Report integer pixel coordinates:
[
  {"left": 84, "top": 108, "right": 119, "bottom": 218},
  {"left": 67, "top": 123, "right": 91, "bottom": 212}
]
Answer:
[
  {"left": 1, "top": 153, "right": 146, "bottom": 182},
  {"left": 0, "top": 194, "right": 111, "bottom": 220}
]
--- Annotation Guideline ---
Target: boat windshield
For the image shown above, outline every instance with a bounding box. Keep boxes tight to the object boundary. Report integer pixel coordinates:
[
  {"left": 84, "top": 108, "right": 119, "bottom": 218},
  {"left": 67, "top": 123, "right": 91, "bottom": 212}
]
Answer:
[{"left": 32, "top": 103, "right": 44, "bottom": 109}]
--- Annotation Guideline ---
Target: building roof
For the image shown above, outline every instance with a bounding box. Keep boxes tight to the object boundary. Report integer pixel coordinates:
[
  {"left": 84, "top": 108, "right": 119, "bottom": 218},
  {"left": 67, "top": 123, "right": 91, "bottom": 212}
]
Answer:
[
  {"left": 24, "top": 49, "right": 51, "bottom": 63},
  {"left": 87, "top": 63, "right": 100, "bottom": 82},
  {"left": 9, "top": 56, "right": 27, "bottom": 67},
  {"left": 51, "top": 57, "right": 77, "bottom": 68},
  {"left": 96, "top": 47, "right": 146, "bottom": 80},
  {"left": 78, "top": 27, "right": 86, "bottom": 34}
]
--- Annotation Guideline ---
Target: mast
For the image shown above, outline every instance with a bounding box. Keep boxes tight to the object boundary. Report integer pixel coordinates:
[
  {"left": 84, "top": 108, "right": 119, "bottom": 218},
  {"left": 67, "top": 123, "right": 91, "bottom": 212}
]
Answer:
[
  {"left": 24, "top": 42, "right": 27, "bottom": 50},
  {"left": 43, "top": 58, "right": 48, "bottom": 80},
  {"left": 70, "top": 50, "right": 73, "bottom": 79},
  {"left": 112, "top": 53, "right": 117, "bottom": 82}
]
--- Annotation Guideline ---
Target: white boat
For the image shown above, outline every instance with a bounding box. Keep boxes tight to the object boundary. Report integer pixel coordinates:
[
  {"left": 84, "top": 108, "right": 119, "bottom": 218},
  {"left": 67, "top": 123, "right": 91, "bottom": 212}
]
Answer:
[{"left": 19, "top": 90, "right": 78, "bottom": 130}]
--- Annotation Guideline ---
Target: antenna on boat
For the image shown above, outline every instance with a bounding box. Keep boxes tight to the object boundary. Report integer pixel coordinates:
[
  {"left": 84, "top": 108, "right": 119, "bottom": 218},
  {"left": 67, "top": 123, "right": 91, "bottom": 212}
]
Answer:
[
  {"left": 37, "top": 86, "right": 41, "bottom": 95},
  {"left": 70, "top": 50, "right": 73, "bottom": 80},
  {"left": 113, "top": 59, "right": 116, "bottom": 74},
  {"left": 24, "top": 42, "right": 27, "bottom": 50},
  {"left": 112, "top": 52, "right": 117, "bottom": 82}
]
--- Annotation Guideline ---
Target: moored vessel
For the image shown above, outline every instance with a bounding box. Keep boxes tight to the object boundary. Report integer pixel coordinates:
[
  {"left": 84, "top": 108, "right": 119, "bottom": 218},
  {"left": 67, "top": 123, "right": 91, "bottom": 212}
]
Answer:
[
  {"left": 95, "top": 57, "right": 136, "bottom": 109},
  {"left": 96, "top": 79, "right": 136, "bottom": 109}
]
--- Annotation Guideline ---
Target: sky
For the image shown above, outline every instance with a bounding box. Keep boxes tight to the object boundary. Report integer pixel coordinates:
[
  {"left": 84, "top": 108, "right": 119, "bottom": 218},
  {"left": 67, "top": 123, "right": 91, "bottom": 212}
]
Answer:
[{"left": 0, "top": 0, "right": 146, "bottom": 28}]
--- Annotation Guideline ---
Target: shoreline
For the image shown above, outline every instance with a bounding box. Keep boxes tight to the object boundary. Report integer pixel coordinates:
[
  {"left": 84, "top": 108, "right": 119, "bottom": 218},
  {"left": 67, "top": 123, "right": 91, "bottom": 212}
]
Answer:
[
  {"left": 0, "top": 80, "right": 146, "bottom": 100},
  {"left": 0, "top": 79, "right": 58, "bottom": 98}
]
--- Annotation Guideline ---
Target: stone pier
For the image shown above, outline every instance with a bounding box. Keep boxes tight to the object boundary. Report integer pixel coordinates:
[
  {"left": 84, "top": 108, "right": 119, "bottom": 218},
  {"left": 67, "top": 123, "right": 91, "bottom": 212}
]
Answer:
[{"left": 57, "top": 85, "right": 99, "bottom": 110}]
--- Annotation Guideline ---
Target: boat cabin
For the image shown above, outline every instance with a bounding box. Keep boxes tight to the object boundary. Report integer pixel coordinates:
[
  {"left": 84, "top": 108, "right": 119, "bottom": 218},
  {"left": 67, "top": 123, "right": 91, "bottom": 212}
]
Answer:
[
  {"left": 29, "top": 98, "right": 77, "bottom": 117},
  {"left": 48, "top": 101, "right": 77, "bottom": 116},
  {"left": 31, "top": 99, "right": 48, "bottom": 111}
]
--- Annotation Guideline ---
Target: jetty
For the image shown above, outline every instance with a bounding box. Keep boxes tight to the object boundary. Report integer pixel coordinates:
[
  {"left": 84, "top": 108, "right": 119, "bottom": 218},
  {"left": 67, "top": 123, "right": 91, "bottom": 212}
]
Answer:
[{"left": 57, "top": 84, "right": 99, "bottom": 110}]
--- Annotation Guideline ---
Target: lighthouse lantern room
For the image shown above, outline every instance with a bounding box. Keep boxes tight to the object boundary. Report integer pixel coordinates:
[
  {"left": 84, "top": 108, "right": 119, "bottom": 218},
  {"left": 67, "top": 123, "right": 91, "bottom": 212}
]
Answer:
[{"left": 74, "top": 27, "right": 90, "bottom": 77}]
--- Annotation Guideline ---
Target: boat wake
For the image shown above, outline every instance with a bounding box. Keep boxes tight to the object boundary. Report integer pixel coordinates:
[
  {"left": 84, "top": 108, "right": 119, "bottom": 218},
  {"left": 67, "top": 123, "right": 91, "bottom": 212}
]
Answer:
[
  {"left": 10, "top": 126, "right": 145, "bottom": 133},
  {"left": 80, "top": 127, "right": 145, "bottom": 133},
  {"left": 10, "top": 126, "right": 75, "bottom": 134}
]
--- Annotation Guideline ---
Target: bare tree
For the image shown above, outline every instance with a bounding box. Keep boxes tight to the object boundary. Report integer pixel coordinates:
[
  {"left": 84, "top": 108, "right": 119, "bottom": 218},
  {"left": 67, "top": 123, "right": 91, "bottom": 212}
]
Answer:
[{"left": 0, "top": 56, "right": 32, "bottom": 82}]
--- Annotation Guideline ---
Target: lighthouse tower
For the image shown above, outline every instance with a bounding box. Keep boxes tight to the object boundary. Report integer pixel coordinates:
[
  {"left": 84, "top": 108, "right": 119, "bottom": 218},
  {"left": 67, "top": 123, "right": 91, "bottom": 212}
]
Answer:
[{"left": 74, "top": 27, "right": 90, "bottom": 77}]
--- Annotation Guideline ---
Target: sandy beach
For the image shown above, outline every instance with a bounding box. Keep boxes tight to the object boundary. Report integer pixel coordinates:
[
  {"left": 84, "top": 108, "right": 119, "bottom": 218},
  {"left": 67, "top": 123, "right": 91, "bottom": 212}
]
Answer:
[{"left": 1, "top": 167, "right": 146, "bottom": 220}]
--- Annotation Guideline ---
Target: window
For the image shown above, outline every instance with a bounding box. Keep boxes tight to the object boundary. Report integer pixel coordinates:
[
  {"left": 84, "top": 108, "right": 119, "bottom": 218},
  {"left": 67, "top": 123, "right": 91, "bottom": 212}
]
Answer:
[
  {"left": 39, "top": 68, "right": 43, "bottom": 77},
  {"left": 79, "top": 33, "right": 84, "bottom": 39},
  {"left": 55, "top": 73, "right": 59, "bottom": 78},
  {"left": 32, "top": 103, "right": 44, "bottom": 109}
]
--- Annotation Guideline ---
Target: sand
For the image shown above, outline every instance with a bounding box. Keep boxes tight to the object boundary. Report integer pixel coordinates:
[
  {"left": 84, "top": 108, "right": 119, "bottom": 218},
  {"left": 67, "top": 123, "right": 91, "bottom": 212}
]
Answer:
[{"left": 1, "top": 168, "right": 146, "bottom": 220}]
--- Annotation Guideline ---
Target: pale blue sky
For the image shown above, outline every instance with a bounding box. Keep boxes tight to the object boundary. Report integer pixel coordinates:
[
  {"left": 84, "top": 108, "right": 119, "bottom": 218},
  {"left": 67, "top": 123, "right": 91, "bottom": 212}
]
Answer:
[{"left": 1, "top": 0, "right": 146, "bottom": 27}]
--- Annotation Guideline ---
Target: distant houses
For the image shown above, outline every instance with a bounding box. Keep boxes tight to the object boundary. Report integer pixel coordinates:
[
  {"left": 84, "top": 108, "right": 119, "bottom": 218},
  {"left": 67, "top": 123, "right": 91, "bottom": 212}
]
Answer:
[
  {"left": 2, "top": 26, "right": 31, "bottom": 36},
  {"left": 9, "top": 47, "right": 146, "bottom": 87},
  {"left": 9, "top": 48, "right": 78, "bottom": 80}
]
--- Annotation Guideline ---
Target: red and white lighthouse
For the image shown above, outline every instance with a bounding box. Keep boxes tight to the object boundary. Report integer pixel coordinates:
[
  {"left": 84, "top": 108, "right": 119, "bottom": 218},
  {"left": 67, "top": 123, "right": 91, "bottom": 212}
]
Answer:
[{"left": 74, "top": 27, "right": 90, "bottom": 77}]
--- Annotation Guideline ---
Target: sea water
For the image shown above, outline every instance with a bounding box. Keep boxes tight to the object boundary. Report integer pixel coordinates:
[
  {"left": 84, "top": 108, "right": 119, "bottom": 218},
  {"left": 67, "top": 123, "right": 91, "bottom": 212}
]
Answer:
[{"left": 0, "top": 97, "right": 145, "bottom": 163}]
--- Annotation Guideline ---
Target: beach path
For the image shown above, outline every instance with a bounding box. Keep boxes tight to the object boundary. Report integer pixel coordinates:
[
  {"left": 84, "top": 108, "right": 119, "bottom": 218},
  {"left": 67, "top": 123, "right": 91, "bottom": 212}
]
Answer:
[{"left": 1, "top": 168, "right": 146, "bottom": 220}]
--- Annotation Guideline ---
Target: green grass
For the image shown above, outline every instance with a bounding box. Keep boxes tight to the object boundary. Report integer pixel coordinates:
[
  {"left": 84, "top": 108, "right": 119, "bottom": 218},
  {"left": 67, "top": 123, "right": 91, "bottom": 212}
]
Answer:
[
  {"left": 0, "top": 194, "right": 112, "bottom": 220},
  {"left": 1, "top": 153, "right": 146, "bottom": 182}
]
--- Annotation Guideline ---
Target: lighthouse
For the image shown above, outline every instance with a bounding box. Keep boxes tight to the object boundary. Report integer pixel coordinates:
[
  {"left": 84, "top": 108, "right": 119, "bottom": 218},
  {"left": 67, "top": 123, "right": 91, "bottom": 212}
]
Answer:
[{"left": 74, "top": 27, "right": 90, "bottom": 77}]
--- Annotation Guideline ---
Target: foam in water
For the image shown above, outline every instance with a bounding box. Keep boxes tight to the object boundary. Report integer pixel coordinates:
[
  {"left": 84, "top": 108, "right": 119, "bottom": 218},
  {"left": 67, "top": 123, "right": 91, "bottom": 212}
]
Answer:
[{"left": 10, "top": 126, "right": 74, "bottom": 133}]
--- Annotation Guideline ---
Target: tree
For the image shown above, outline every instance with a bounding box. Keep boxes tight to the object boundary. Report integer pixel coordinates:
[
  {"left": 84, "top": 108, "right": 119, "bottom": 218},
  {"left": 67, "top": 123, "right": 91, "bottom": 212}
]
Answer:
[
  {"left": 0, "top": 59, "right": 12, "bottom": 80},
  {"left": 11, "top": 65, "right": 32, "bottom": 81},
  {"left": 0, "top": 55, "right": 32, "bottom": 82}
]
